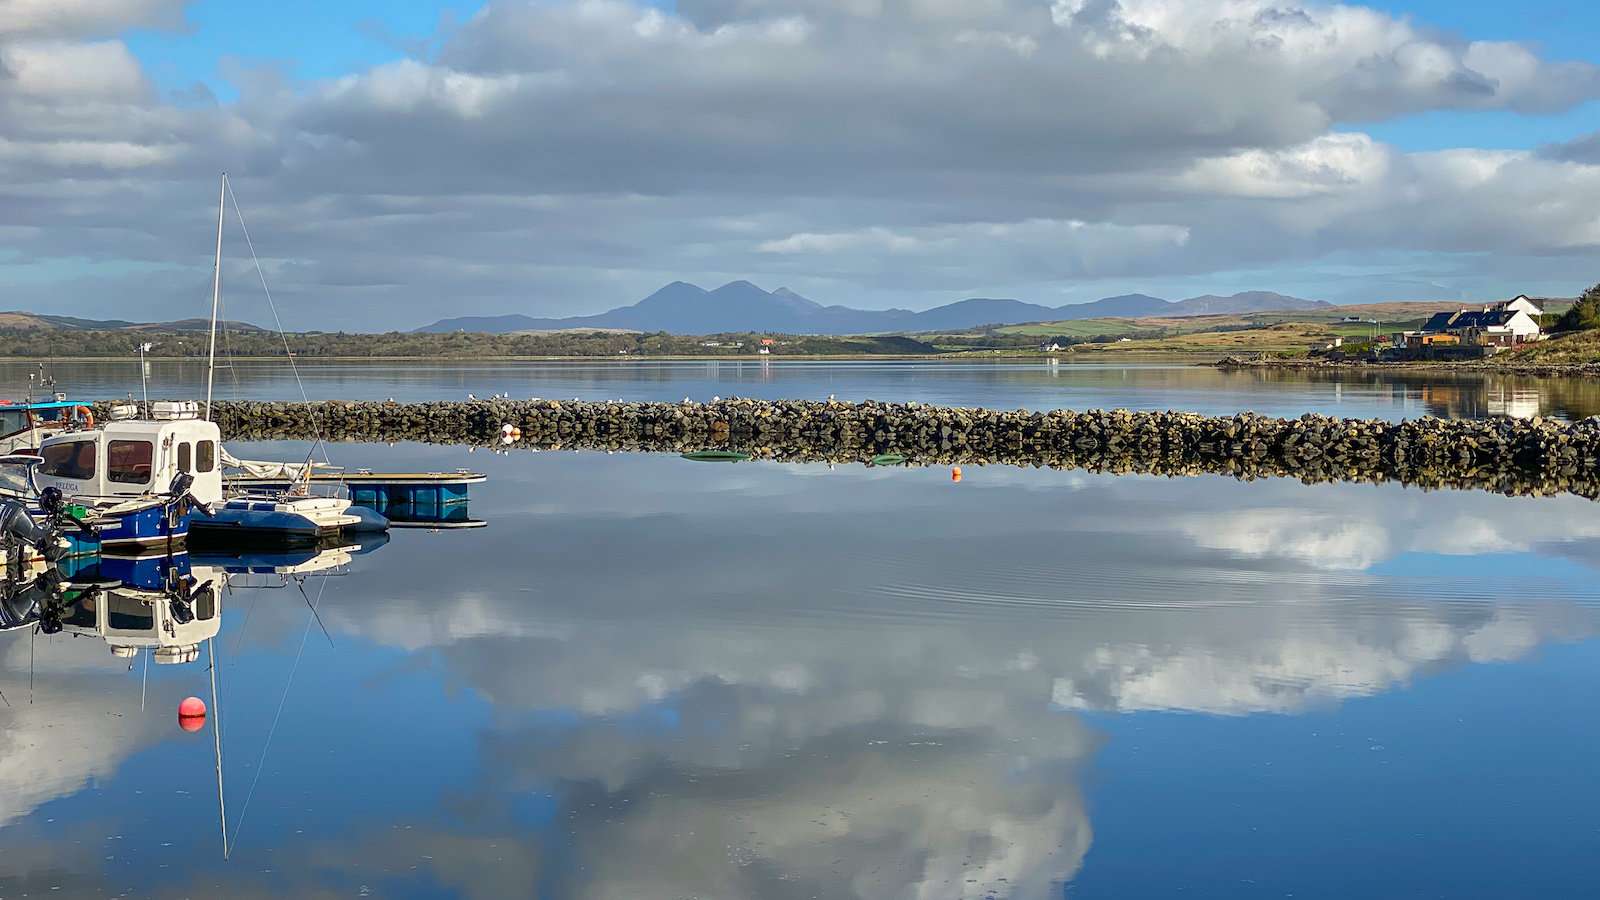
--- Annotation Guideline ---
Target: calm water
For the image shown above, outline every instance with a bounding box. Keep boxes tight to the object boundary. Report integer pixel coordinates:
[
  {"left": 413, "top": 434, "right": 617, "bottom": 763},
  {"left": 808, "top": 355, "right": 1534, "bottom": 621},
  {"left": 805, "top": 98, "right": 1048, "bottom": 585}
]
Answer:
[
  {"left": 10, "top": 358, "right": 1600, "bottom": 420},
  {"left": 3, "top": 434, "right": 1599, "bottom": 898}
]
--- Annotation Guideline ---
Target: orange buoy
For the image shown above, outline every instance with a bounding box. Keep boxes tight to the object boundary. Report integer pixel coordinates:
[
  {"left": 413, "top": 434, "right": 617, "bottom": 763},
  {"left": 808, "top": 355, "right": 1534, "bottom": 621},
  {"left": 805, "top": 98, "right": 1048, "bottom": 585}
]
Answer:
[
  {"left": 178, "top": 695, "right": 207, "bottom": 732},
  {"left": 951, "top": 466, "right": 963, "bottom": 483}
]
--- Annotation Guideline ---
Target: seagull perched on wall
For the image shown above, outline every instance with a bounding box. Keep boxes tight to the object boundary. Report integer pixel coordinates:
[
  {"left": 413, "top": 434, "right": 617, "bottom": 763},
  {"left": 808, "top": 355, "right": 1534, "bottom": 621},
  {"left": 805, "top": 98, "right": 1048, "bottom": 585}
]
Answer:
[{"left": 467, "top": 393, "right": 477, "bottom": 401}]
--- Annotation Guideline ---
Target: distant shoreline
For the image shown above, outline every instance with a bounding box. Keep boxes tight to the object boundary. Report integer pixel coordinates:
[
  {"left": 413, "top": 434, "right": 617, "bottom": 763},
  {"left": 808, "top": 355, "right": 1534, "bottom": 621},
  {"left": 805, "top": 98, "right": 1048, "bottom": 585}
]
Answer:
[
  {"left": 1214, "top": 356, "right": 1600, "bottom": 378},
  {"left": 8, "top": 349, "right": 1596, "bottom": 375},
  {"left": 4, "top": 351, "right": 1211, "bottom": 364}
]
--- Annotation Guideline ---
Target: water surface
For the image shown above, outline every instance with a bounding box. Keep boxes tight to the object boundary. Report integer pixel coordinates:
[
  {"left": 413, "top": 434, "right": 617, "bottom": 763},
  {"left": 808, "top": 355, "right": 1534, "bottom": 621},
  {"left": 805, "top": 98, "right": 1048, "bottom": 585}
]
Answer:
[
  {"left": 3, "top": 439, "right": 1598, "bottom": 898},
  {"left": 11, "top": 358, "right": 1600, "bottom": 420}
]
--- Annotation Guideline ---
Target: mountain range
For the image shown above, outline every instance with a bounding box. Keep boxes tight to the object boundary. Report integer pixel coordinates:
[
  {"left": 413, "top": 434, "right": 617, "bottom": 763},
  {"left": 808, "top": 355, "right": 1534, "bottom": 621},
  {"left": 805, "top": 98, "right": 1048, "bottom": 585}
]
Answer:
[
  {"left": 0, "top": 311, "right": 264, "bottom": 332},
  {"left": 415, "top": 281, "right": 1332, "bottom": 335}
]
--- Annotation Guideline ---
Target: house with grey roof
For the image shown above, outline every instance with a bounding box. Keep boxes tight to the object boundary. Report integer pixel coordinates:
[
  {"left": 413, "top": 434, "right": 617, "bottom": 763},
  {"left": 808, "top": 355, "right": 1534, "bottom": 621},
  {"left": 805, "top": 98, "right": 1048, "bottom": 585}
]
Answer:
[{"left": 1415, "top": 297, "right": 1544, "bottom": 348}]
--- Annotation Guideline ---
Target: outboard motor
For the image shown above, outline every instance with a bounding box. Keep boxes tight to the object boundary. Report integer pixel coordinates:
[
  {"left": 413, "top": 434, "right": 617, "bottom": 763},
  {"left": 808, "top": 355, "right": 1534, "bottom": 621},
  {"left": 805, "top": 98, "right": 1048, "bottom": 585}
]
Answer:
[
  {"left": 0, "top": 499, "right": 64, "bottom": 562},
  {"left": 165, "top": 569, "right": 214, "bottom": 626},
  {"left": 166, "top": 471, "right": 214, "bottom": 519},
  {"left": 38, "top": 486, "right": 92, "bottom": 536},
  {"left": 0, "top": 563, "right": 89, "bottom": 635}
]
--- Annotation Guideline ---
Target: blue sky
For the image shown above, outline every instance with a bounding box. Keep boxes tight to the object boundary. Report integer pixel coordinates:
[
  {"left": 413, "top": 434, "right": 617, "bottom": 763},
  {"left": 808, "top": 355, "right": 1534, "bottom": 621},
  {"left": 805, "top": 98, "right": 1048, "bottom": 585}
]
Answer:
[
  {"left": 125, "top": 1, "right": 487, "bottom": 100},
  {"left": 1361, "top": 1, "right": 1599, "bottom": 149}
]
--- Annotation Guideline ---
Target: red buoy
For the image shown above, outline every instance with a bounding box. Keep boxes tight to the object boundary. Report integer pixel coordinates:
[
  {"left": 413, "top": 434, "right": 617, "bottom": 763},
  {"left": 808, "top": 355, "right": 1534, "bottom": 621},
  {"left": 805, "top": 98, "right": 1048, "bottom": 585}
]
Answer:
[
  {"left": 178, "top": 696, "right": 207, "bottom": 732},
  {"left": 951, "top": 466, "right": 963, "bottom": 483}
]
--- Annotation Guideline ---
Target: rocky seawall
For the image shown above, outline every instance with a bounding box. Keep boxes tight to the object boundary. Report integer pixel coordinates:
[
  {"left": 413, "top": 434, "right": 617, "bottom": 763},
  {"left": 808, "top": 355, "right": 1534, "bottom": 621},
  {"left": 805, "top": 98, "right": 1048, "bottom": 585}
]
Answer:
[{"left": 111, "top": 399, "right": 1600, "bottom": 500}]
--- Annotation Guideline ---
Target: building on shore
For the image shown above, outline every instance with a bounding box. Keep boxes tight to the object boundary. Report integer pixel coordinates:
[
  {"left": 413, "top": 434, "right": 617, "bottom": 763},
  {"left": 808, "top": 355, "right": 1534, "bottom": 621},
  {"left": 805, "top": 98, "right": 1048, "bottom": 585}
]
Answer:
[{"left": 1400, "top": 296, "right": 1545, "bottom": 349}]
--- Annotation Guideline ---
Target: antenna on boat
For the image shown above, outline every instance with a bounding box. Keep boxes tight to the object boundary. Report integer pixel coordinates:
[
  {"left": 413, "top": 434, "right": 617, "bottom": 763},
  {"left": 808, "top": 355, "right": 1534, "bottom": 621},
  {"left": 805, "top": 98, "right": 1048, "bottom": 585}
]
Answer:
[{"left": 205, "top": 172, "right": 226, "bottom": 423}]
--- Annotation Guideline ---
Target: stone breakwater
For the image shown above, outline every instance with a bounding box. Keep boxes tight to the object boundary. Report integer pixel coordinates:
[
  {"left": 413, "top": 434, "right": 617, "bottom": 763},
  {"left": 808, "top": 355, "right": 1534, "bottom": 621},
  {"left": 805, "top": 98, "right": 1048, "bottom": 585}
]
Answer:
[{"left": 128, "top": 399, "right": 1600, "bottom": 500}]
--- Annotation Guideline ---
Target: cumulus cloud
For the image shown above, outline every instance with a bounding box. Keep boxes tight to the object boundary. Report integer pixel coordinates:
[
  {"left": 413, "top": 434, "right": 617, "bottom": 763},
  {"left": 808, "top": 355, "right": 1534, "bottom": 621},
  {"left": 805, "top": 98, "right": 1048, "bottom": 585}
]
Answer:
[
  {"left": 4, "top": 0, "right": 1600, "bottom": 326},
  {"left": 757, "top": 218, "right": 1191, "bottom": 281},
  {"left": 0, "top": 0, "right": 187, "bottom": 39}
]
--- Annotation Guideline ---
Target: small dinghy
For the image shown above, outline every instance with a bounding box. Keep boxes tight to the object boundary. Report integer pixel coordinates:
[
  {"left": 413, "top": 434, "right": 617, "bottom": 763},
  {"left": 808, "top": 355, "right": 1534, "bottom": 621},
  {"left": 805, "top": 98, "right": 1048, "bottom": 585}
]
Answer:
[
  {"left": 680, "top": 450, "right": 751, "bottom": 463},
  {"left": 195, "top": 495, "right": 365, "bottom": 542}
]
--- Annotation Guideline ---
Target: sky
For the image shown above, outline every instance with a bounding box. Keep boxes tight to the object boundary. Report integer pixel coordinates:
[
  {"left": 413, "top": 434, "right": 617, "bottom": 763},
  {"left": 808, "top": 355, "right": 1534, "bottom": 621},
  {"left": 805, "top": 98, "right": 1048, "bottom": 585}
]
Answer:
[{"left": 2, "top": 0, "right": 1599, "bottom": 330}]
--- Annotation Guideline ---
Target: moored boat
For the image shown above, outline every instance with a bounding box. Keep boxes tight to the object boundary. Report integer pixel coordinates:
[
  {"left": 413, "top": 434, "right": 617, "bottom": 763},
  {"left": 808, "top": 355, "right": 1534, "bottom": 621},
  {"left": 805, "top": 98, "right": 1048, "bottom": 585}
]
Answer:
[
  {"left": 0, "top": 396, "right": 97, "bottom": 456},
  {"left": 34, "top": 406, "right": 217, "bottom": 550}
]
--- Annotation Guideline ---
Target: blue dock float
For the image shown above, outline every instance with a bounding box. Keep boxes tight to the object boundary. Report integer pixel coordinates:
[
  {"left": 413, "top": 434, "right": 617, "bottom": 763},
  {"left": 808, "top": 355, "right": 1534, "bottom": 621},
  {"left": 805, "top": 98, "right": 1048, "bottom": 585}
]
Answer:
[{"left": 225, "top": 471, "right": 485, "bottom": 507}]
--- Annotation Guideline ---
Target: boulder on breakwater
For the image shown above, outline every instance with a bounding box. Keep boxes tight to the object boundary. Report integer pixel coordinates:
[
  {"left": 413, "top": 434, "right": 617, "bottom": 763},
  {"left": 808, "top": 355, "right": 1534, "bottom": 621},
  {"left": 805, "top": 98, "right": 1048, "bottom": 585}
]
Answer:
[{"left": 108, "top": 398, "right": 1600, "bottom": 500}]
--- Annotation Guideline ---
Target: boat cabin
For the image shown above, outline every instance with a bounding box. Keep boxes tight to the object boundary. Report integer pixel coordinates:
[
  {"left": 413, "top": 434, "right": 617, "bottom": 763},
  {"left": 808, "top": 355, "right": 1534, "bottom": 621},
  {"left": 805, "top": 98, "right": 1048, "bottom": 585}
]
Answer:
[{"left": 36, "top": 418, "right": 224, "bottom": 506}]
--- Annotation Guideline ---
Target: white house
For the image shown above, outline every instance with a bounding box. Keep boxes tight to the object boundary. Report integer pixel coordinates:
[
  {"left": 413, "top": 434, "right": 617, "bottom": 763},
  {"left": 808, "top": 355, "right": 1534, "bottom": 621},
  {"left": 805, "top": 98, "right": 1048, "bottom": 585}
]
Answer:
[{"left": 1500, "top": 295, "right": 1544, "bottom": 317}]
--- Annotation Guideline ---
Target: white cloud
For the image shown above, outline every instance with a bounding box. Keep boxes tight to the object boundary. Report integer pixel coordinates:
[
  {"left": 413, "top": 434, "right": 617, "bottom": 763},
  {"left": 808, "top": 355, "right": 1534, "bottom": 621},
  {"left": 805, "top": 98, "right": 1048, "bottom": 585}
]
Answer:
[
  {"left": 0, "top": 0, "right": 186, "bottom": 39},
  {"left": 4, "top": 0, "right": 1600, "bottom": 326},
  {"left": 0, "top": 39, "right": 147, "bottom": 99},
  {"left": 1178, "top": 132, "right": 1393, "bottom": 199}
]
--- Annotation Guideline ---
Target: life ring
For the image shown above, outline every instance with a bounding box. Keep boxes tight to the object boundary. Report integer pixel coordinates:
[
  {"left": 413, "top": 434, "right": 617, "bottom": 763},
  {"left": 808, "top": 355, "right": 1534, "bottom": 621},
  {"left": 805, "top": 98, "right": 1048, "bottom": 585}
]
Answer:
[{"left": 74, "top": 406, "right": 94, "bottom": 430}]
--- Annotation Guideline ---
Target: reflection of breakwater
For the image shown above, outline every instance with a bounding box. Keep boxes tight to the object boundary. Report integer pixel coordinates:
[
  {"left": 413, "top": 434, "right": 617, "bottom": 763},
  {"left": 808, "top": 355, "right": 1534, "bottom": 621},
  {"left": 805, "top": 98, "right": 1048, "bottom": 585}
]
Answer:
[{"left": 167, "top": 399, "right": 1600, "bottom": 499}]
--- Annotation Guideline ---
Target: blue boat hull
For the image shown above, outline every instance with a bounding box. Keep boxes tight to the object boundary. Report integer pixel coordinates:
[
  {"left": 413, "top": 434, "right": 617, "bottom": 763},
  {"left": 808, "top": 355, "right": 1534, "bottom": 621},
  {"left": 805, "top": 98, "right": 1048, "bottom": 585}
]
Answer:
[
  {"left": 72, "top": 551, "right": 192, "bottom": 590},
  {"left": 93, "top": 500, "right": 187, "bottom": 550}
]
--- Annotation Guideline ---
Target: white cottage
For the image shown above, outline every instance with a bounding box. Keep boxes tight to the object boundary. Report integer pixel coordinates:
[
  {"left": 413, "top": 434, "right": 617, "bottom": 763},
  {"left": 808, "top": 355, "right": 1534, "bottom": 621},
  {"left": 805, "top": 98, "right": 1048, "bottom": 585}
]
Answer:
[{"left": 1499, "top": 295, "right": 1544, "bottom": 317}]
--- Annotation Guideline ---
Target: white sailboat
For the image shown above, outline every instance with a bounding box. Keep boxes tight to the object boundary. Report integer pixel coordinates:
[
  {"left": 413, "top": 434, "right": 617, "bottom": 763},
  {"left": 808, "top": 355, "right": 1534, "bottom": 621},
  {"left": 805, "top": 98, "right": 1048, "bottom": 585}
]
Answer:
[
  {"left": 192, "top": 173, "right": 379, "bottom": 540},
  {"left": 36, "top": 174, "right": 384, "bottom": 543}
]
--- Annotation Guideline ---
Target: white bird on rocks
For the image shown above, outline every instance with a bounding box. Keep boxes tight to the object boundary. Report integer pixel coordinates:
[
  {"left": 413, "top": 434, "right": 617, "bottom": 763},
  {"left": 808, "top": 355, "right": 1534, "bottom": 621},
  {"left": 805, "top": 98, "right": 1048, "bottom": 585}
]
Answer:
[
  {"left": 467, "top": 393, "right": 478, "bottom": 401},
  {"left": 712, "top": 395, "right": 720, "bottom": 403},
  {"left": 828, "top": 393, "right": 835, "bottom": 402}
]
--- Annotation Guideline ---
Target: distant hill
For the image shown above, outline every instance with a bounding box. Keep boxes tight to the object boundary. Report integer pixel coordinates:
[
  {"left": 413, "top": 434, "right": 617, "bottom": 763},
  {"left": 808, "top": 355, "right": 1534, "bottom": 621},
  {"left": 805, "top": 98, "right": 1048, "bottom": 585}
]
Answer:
[
  {"left": 0, "top": 311, "right": 263, "bottom": 332},
  {"left": 417, "top": 283, "right": 1332, "bottom": 335}
]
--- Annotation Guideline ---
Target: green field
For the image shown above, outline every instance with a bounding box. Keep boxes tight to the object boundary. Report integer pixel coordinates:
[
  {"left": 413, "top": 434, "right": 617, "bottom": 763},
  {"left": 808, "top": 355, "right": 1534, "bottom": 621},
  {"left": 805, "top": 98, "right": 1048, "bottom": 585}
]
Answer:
[{"left": 993, "top": 318, "right": 1141, "bottom": 337}]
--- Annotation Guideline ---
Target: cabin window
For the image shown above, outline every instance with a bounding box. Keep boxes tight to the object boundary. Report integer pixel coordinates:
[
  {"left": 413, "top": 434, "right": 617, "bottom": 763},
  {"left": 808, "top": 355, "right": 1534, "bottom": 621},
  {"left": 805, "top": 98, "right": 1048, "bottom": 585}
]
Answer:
[
  {"left": 195, "top": 587, "right": 217, "bottom": 621},
  {"left": 107, "top": 440, "right": 154, "bottom": 484},
  {"left": 40, "top": 440, "right": 96, "bottom": 480},
  {"left": 107, "top": 595, "right": 154, "bottom": 631},
  {"left": 0, "top": 410, "right": 27, "bottom": 437},
  {"left": 177, "top": 442, "right": 192, "bottom": 473},
  {"left": 64, "top": 597, "right": 97, "bottom": 628},
  {"left": 196, "top": 440, "right": 216, "bottom": 473}
]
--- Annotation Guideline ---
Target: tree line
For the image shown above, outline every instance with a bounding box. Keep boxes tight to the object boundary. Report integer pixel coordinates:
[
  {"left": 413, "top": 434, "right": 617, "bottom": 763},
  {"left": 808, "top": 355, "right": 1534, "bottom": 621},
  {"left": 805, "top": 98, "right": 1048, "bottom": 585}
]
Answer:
[{"left": 0, "top": 328, "right": 941, "bottom": 359}]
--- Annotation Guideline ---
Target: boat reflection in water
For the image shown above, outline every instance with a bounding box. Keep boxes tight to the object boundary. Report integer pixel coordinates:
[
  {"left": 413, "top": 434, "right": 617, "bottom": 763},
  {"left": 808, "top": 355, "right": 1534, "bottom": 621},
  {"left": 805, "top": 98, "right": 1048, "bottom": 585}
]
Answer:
[
  {"left": 0, "top": 556, "right": 56, "bottom": 632},
  {"left": 38, "top": 532, "right": 392, "bottom": 665},
  {"left": 55, "top": 556, "right": 224, "bottom": 665}
]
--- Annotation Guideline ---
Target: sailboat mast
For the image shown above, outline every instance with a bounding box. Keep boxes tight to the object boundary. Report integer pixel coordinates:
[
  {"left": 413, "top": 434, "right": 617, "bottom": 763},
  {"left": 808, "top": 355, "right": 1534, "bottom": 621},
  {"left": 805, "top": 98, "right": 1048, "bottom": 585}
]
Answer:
[
  {"left": 204, "top": 173, "right": 226, "bottom": 422},
  {"left": 209, "top": 636, "right": 230, "bottom": 859}
]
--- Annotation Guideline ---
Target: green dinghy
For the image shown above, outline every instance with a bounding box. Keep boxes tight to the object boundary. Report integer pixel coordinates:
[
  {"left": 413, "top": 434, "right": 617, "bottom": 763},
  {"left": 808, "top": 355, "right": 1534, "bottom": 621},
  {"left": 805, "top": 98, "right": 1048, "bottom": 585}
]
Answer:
[{"left": 680, "top": 450, "right": 752, "bottom": 463}]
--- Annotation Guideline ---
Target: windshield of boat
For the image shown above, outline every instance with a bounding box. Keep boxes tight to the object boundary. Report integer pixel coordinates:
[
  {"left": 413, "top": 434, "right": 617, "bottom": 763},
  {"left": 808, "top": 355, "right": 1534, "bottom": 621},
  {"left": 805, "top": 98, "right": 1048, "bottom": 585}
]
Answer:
[
  {"left": 0, "top": 460, "right": 37, "bottom": 497},
  {"left": 0, "top": 410, "right": 27, "bottom": 438}
]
